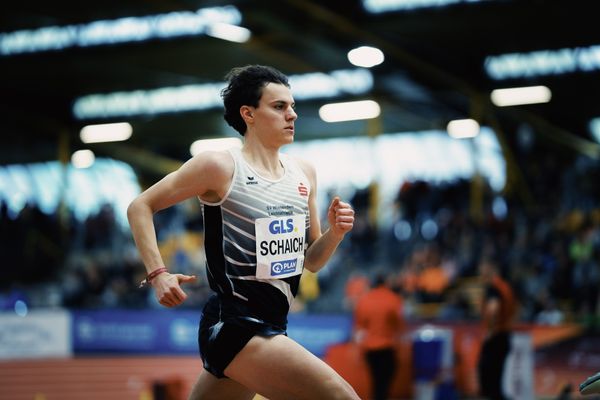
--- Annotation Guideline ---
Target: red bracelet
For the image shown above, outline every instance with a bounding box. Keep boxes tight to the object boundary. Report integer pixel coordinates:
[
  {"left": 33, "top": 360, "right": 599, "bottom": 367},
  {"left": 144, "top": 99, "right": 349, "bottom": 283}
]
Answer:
[{"left": 139, "top": 267, "right": 168, "bottom": 288}]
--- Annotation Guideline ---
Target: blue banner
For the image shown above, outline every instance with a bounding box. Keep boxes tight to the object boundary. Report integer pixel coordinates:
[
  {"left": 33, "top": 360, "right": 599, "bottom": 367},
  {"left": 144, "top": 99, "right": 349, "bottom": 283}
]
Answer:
[
  {"left": 72, "top": 310, "right": 352, "bottom": 357},
  {"left": 72, "top": 310, "right": 200, "bottom": 354},
  {"left": 288, "top": 313, "right": 352, "bottom": 357}
]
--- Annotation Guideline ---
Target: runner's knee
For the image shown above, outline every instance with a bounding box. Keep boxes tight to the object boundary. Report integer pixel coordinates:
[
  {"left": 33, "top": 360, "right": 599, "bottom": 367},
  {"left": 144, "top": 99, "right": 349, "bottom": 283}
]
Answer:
[{"left": 325, "top": 375, "right": 360, "bottom": 400}]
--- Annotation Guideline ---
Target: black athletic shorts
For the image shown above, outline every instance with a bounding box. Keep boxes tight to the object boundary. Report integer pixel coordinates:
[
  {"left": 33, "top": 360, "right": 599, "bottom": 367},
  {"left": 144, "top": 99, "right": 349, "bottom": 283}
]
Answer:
[{"left": 198, "top": 295, "right": 287, "bottom": 378}]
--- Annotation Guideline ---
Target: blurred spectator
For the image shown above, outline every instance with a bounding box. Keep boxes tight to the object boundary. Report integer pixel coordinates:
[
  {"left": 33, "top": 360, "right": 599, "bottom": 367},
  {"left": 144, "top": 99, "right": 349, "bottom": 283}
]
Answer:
[
  {"left": 11, "top": 203, "right": 64, "bottom": 284},
  {"left": 354, "top": 273, "right": 404, "bottom": 400},
  {"left": 2, "top": 135, "right": 599, "bottom": 328},
  {"left": 477, "top": 259, "right": 517, "bottom": 400},
  {"left": 84, "top": 203, "right": 117, "bottom": 249},
  {"left": 343, "top": 271, "right": 370, "bottom": 311},
  {"left": 569, "top": 221, "right": 600, "bottom": 318},
  {"left": 534, "top": 295, "right": 565, "bottom": 326},
  {"left": 349, "top": 187, "right": 377, "bottom": 263},
  {"left": 417, "top": 265, "right": 449, "bottom": 302},
  {"left": 396, "top": 180, "right": 432, "bottom": 222},
  {"left": 396, "top": 254, "right": 420, "bottom": 301},
  {"left": 438, "top": 286, "right": 473, "bottom": 321},
  {"left": 294, "top": 270, "right": 320, "bottom": 312},
  {"left": 416, "top": 245, "right": 450, "bottom": 303}
]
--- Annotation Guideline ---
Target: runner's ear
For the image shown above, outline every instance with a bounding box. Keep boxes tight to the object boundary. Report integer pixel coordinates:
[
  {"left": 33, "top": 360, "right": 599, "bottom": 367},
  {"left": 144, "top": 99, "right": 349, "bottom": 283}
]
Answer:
[{"left": 241, "top": 106, "right": 254, "bottom": 122}]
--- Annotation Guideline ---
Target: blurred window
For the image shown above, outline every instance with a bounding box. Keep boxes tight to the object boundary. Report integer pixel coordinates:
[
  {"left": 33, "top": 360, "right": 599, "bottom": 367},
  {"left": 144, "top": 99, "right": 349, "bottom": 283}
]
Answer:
[
  {"left": 0, "top": 158, "right": 140, "bottom": 227},
  {"left": 283, "top": 127, "right": 505, "bottom": 223}
]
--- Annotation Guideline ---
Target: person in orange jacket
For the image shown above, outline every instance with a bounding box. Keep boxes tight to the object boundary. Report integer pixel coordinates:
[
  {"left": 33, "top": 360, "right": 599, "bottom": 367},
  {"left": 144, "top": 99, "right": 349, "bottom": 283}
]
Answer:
[{"left": 354, "top": 273, "right": 405, "bottom": 400}]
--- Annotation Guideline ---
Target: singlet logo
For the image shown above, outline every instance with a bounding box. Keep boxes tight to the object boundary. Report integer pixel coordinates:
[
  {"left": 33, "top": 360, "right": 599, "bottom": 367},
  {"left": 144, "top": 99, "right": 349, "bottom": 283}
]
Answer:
[
  {"left": 246, "top": 176, "right": 258, "bottom": 185},
  {"left": 298, "top": 183, "right": 308, "bottom": 197},
  {"left": 269, "top": 218, "right": 295, "bottom": 234}
]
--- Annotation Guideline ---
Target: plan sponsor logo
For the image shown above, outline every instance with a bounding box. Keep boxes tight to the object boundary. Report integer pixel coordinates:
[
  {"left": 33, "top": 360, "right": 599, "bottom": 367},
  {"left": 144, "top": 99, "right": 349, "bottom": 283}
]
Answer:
[{"left": 271, "top": 258, "right": 298, "bottom": 276}]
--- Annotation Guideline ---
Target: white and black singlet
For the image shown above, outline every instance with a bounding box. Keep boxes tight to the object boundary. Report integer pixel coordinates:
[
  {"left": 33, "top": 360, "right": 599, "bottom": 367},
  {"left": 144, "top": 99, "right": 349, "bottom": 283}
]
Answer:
[{"left": 198, "top": 147, "right": 311, "bottom": 377}]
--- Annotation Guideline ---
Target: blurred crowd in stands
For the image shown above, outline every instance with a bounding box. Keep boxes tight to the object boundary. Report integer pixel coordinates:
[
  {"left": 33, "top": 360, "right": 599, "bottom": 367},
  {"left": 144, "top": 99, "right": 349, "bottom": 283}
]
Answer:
[{"left": 1, "top": 144, "right": 600, "bottom": 329}]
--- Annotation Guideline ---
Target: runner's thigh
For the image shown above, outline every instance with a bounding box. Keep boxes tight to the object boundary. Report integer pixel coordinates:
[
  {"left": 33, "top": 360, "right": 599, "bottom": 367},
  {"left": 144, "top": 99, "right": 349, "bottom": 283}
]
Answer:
[
  {"left": 224, "top": 334, "right": 359, "bottom": 400},
  {"left": 188, "top": 369, "right": 255, "bottom": 400}
]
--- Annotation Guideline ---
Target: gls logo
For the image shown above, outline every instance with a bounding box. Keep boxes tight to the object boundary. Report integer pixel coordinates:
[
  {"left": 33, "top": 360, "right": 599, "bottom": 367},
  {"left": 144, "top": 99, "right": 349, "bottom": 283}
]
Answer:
[{"left": 269, "top": 218, "right": 294, "bottom": 234}]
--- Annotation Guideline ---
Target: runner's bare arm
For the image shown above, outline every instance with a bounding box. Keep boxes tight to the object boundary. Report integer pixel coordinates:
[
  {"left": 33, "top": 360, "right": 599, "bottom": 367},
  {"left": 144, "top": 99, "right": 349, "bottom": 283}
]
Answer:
[{"left": 127, "top": 151, "right": 234, "bottom": 306}]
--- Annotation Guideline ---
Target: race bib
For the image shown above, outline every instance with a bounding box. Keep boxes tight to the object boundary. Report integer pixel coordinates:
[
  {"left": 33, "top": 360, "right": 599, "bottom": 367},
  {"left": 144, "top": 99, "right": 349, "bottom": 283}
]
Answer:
[{"left": 255, "top": 214, "right": 306, "bottom": 279}]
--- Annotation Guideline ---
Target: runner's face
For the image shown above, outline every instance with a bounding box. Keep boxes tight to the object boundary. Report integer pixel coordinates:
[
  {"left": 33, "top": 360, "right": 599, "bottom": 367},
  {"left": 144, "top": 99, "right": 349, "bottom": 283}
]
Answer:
[{"left": 252, "top": 83, "right": 297, "bottom": 144}]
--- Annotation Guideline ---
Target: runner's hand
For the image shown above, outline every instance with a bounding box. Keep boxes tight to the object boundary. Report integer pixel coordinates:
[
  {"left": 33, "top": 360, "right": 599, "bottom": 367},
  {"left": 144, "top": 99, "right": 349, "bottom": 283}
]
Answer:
[
  {"left": 152, "top": 272, "right": 197, "bottom": 308},
  {"left": 327, "top": 196, "right": 354, "bottom": 237}
]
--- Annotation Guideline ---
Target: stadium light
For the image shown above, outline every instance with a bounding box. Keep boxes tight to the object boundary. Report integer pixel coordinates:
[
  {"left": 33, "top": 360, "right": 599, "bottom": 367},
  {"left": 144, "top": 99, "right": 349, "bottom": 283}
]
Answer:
[
  {"left": 190, "top": 137, "right": 242, "bottom": 156},
  {"left": 206, "top": 23, "right": 250, "bottom": 43},
  {"left": 0, "top": 6, "right": 243, "bottom": 56},
  {"left": 447, "top": 118, "right": 480, "bottom": 139},
  {"left": 347, "top": 46, "right": 385, "bottom": 68},
  {"left": 485, "top": 45, "right": 600, "bottom": 80},
  {"left": 363, "top": 0, "right": 485, "bottom": 13},
  {"left": 490, "top": 86, "right": 551, "bottom": 107},
  {"left": 73, "top": 69, "right": 373, "bottom": 119},
  {"left": 71, "top": 150, "right": 95, "bottom": 169},
  {"left": 319, "top": 100, "right": 381, "bottom": 122},
  {"left": 80, "top": 122, "right": 132, "bottom": 143}
]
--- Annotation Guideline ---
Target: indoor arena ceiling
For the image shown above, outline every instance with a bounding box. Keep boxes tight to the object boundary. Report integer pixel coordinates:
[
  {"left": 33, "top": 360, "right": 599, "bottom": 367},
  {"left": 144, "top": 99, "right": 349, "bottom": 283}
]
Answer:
[{"left": 1, "top": 0, "right": 600, "bottom": 177}]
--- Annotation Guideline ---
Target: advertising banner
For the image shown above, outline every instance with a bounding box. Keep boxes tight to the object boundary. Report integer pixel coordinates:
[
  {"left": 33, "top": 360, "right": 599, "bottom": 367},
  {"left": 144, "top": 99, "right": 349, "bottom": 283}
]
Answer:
[
  {"left": 72, "top": 310, "right": 351, "bottom": 357},
  {"left": 503, "top": 332, "right": 535, "bottom": 400},
  {"left": 288, "top": 313, "right": 352, "bottom": 358},
  {"left": 0, "top": 310, "right": 72, "bottom": 359},
  {"left": 72, "top": 310, "right": 200, "bottom": 354}
]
